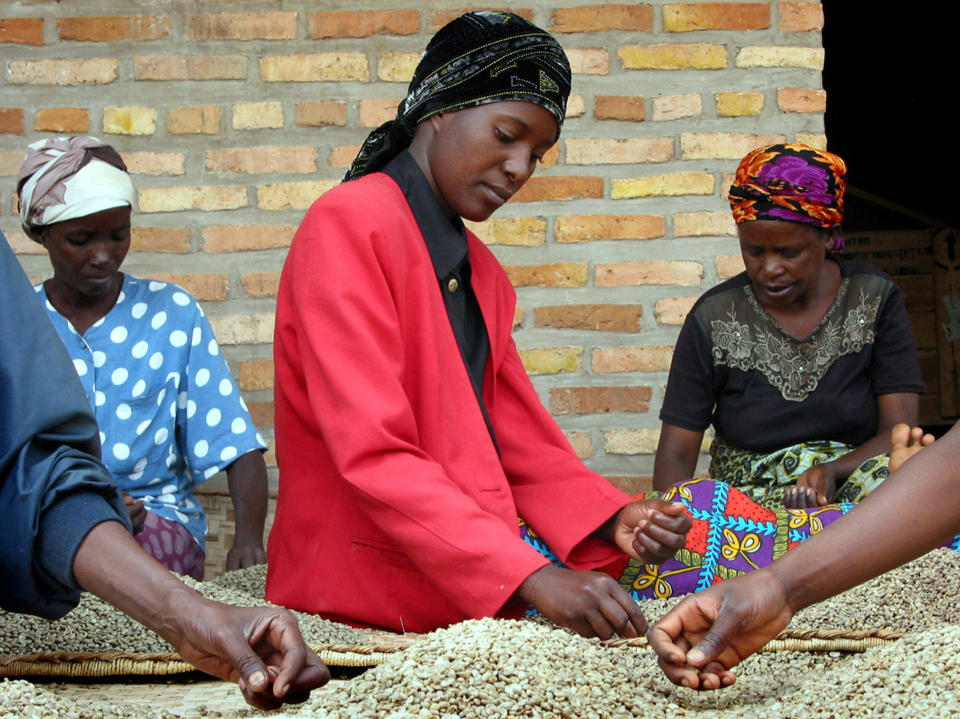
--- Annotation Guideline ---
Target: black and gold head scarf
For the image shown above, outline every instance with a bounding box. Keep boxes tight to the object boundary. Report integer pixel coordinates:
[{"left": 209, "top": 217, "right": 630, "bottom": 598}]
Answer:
[{"left": 344, "top": 11, "right": 571, "bottom": 181}]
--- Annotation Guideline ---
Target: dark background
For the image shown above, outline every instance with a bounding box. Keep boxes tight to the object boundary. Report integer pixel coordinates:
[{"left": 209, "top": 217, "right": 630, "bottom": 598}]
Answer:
[{"left": 823, "top": 6, "right": 957, "bottom": 231}]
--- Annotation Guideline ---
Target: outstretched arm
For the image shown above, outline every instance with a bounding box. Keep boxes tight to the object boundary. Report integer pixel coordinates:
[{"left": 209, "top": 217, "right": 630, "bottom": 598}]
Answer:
[
  {"left": 74, "top": 521, "right": 328, "bottom": 709},
  {"left": 649, "top": 422, "right": 952, "bottom": 689},
  {"left": 789, "top": 392, "right": 918, "bottom": 507}
]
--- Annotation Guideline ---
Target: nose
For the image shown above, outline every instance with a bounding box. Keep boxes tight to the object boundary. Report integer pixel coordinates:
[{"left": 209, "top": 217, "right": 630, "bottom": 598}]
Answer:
[
  {"left": 503, "top": 147, "right": 535, "bottom": 189},
  {"left": 759, "top": 252, "right": 784, "bottom": 278},
  {"left": 88, "top": 240, "right": 113, "bottom": 268}
]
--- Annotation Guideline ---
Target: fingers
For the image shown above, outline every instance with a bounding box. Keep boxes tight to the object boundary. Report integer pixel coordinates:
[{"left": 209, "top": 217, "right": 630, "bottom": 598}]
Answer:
[
  {"left": 784, "top": 486, "right": 818, "bottom": 509},
  {"left": 632, "top": 507, "right": 689, "bottom": 561},
  {"left": 258, "top": 612, "right": 330, "bottom": 699},
  {"left": 611, "top": 590, "right": 648, "bottom": 637},
  {"left": 632, "top": 524, "right": 684, "bottom": 562}
]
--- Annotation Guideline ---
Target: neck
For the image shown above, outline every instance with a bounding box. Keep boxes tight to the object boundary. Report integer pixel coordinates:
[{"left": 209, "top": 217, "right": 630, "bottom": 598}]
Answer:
[{"left": 45, "top": 274, "right": 123, "bottom": 333}]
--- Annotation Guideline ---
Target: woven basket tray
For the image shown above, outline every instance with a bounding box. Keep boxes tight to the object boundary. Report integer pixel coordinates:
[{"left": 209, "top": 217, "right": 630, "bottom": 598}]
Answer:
[{"left": 0, "top": 628, "right": 902, "bottom": 679}]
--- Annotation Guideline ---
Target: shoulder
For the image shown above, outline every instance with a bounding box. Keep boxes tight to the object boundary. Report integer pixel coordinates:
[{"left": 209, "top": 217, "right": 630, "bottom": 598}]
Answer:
[
  {"left": 300, "top": 173, "right": 408, "bottom": 229},
  {"left": 837, "top": 257, "right": 894, "bottom": 283},
  {"left": 837, "top": 258, "right": 900, "bottom": 301},
  {"left": 121, "top": 274, "right": 205, "bottom": 321},
  {"left": 685, "top": 272, "right": 752, "bottom": 324}
]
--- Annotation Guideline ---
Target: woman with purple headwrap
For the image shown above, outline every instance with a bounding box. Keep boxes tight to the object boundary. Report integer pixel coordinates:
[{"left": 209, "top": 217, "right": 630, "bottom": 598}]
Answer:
[{"left": 653, "top": 144, "right": 924, "bottom": 510}]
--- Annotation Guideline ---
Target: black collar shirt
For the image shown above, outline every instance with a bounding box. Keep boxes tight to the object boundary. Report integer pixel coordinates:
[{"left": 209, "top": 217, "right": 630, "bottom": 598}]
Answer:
[{"left": 383, "top": 152, "right": 499, "bottom": 451}]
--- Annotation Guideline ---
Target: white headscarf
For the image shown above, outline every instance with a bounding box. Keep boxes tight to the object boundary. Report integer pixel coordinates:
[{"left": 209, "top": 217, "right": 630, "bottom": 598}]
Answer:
[{"left": 17, "top": 136, "right": 134, "bottom": 232}]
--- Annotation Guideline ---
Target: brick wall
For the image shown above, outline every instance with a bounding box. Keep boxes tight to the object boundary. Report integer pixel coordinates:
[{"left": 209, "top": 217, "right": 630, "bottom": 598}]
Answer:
[{"left": 0, "top": 1, "right": 826, "bottom": 494}]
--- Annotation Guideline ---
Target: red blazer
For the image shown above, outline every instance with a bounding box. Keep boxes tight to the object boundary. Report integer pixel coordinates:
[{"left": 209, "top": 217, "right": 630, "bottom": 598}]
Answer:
[{"left": 266, "top": 173, "right": 631, "bottom": 633}]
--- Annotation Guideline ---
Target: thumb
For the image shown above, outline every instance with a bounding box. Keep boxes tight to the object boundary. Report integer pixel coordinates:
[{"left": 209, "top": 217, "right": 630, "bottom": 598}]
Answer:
[
  {"left": 685, "top": 606, "right": 742, "bottom": 667},
  {"left": 659, "top": 500, "right": 688, "bottom": 515},
  {"left": 220, "top": 630, "right": 269, "bottom": 693}
]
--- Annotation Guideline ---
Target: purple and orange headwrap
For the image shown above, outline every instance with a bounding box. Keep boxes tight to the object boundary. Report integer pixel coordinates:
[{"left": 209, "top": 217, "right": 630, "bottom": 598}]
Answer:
[{"left": 728, "top": 143, "right": 847, "bottom": 229}]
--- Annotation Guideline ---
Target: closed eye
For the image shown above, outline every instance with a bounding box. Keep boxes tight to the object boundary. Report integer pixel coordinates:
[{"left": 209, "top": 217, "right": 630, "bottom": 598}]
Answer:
[{"left": 495, "top": 127, "right": 515, "bottom": 144}]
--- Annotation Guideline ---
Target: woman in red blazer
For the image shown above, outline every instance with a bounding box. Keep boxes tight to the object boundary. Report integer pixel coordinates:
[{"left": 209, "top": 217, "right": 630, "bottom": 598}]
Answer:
[{"left": 267, "top": 11, "right": 689, "bottom": 637}]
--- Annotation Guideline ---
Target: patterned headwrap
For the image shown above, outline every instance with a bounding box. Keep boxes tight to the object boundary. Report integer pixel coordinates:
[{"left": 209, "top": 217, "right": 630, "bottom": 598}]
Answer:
[
  {"left": 17, "top": 136, "right": 133, "bottom": 234},
  {"left": 728, "top": 143, "right": 847, "bottom": 229},
  {"left": 344, "top": 10, "right": 571, "bottom": 182}
]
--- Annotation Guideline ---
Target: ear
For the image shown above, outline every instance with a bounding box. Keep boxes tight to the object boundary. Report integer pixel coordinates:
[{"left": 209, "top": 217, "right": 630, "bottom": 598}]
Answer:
[
  {"left": 428, "top": 113, "right": 446, "bottom": 132},
  {"left": 25, "top": 225, "right": 46, "bottom": 245}
]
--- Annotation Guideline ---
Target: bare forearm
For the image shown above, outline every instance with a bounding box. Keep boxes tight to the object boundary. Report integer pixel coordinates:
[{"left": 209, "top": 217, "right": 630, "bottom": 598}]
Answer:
[
  {"left": 653, "top": 452, "right": 698, "bottom": 491},
  {"left": 653, "top": 424, "right": 704, "bottom": 491},
  {"left": 823, "top": 393, "right": 918, "bottom": 481},
  {"left": 73, "top": 521, "right": 203, "bottom": 642},
  {"left": 227, "top": 451, "right": 268, "bottom": 545},
  {"left": 772, "top": 424, "right": 960, "bottom": 611},
  {"left": 820, "top": 432, "right": 893, "bottom": 479}
]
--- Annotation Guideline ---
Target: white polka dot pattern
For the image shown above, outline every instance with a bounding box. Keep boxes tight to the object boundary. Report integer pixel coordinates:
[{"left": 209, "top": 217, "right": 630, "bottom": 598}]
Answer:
[{"left": 36, "top": 275, "right": 266, "bottom": 551}]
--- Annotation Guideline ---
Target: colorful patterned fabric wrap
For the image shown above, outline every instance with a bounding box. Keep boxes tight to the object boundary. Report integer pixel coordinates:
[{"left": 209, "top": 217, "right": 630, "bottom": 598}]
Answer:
[
  {"left": 728, "top": 143, "right": 847, "bottom": 229},
  {"left": 134, "top": 510, "right": 206, "bottom": 580},
  {"left": 519, "top": 479, "right": 960, "bottom": 604},
  {"left": 708, "top": 435, "right": 890, "bottom": 509},
  {"left": 344, "top": 10, "right": 571, "bottom": 181}
]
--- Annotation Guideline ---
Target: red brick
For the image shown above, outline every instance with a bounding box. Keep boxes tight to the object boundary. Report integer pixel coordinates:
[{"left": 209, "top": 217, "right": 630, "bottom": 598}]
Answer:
[
  {"left": 664, "top": 3, "right": 770, "bottom": 31},
  {"left": 130, "top": 228, "right": 191, "bottom": 253},
  {"left": 167, "top": 106, "right": 221, "bottom": 135},
  {"left": 565, "top": 431, "right": 595, "bottom": 459},
  {"left": 534, "top": 305, "right": 643, "bottom": 332},
  {"left": 238, "top": 359, "right": 274, "bottom": 391},
  {"left": 308, "top": 10, "right": 419, "bottom": 38},
  {"left": 241, "top": 272, "right": 281, "bottom": 298},
  {"left": 594, "top": 95, "right": 645, "bottom": 122},
  {"left": 295, "top": 101, "right": 347, "bottom": 127},
  {"left": 0, "top": 108, "right": 25, "bottom": 135},
  {"left": 247, "top": 401, "right": 275, "bottom": 430},
  {"left": 566, "top": 137, "right": 672, "bottom": 165},
  {"left": 512, "top": 176, "right": 603, "bottom": 202},
  {"left": 331, "top": 145, "right": 362, "bottom": 169},
  {"left": 777, "top": 87, "right": 826, "bottom": 112},
  {"left": 592, "top": 346, "right": 674, "bottom": 372},
  {"left": 428, "top": 10, "right": 533, "bottom": 31},
  {"left": 503, "top": 263, "right": 588, "bottom": 288},
  {"left": 206, "top": 146, "right": 317, "bottom": 174},
  {"left": 58, "top": 16, "right": 170, "bottom": 42},
  {"left": 549, "top": 386, "right": 651, "bottom": 415},
  {"left": 358, "top": 99, "right": 401, "bottom": 127},
  {"left": 0, "top": 18, "right": 44, "bottom": 45},
  {"left": 596, "top": 260, "right": 703, "bottom": 287},
  {"left": 567, "top": 49, "right": 610, "bottom": 75},
  {"left": 551, "top": 5, "right": 653, "bottom": 32},
  {"left": 122, "top": 152, "right": 184, "bottom": 175},
  {"left": 779, "top": 2, "right": 823, "bottom": 31},
  {"left": 716, "top": 254, "right": 746, "bottom": 279},
  {"left": 555, "top": 214, "right": 665, "bottom": 243},
  {"left": 655, "top": 296, "right": 698, "bottom": 325},
  {"left": 146, "top": 274, "right": 228, "bottom": 302},
  {"left": 135, "top": 55, "right": 247, "bottom": 81},
  {"left": 8, "top": 58, "right": 117, "bottom": 85},
  {"left": 186, "top": 12, "right": 297, "bottom": 40},
  {"left": 203, "top": 224, "right": 297, "bottom": 253},
  {"left": 34, "top": 107, "right": 89, "bottom": 133}
]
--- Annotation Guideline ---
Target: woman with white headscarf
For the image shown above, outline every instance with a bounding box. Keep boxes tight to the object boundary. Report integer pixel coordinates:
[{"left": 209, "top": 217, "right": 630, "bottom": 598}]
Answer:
[{"left": 18, "top": 136, "right": 269, "bottom": 579}]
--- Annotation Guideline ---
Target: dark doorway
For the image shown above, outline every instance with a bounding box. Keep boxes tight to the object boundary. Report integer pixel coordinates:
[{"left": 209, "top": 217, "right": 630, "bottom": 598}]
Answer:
[
  {"left": 822, "top": 7, "right": 958, "bottom": 231},
  {"left": 823, "top": 7, "right": 960, "bottom": 431}
]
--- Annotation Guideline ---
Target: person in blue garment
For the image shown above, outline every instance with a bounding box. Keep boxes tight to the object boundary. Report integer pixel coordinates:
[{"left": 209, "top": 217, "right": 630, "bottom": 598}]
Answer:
[
  {"left": 16, "top": 136, "right": 268, "bottom": 579},
  {"left": 0, "top": 229, "right": 328, "bottom": 709}
]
